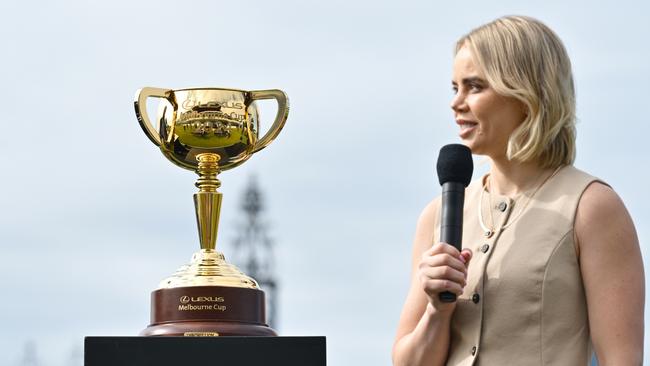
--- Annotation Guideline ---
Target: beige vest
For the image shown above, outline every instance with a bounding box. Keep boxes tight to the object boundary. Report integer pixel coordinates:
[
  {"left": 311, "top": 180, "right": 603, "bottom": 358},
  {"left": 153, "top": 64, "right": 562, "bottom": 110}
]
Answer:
[{"left": 442, "top": 166, "right": 598, "bottom": 365}]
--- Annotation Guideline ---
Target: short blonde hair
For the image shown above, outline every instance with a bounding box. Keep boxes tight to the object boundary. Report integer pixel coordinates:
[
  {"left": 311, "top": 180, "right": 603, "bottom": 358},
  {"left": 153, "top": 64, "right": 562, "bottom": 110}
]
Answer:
[{"left": 456, "top": 16, "right": 576, "bottom": 168}]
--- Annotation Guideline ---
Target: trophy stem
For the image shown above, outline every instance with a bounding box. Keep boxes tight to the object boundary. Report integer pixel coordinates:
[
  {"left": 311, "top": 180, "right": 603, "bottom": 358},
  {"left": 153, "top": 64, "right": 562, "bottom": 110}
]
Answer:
[{"left": 194, "top": 153, "right": 222, "bottom": 251}]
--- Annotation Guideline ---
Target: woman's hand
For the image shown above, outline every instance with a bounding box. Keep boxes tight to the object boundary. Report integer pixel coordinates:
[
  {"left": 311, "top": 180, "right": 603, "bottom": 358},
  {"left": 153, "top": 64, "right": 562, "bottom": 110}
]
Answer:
[
  {"left": 394, "top": 200, "right": 471, "bottom": 366},
  {"left": 418, "top": 243, "right": 472, "bottom": 314}
]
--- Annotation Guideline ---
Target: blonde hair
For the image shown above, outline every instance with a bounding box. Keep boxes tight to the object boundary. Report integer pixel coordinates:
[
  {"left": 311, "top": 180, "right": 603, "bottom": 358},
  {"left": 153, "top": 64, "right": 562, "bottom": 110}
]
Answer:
[{"left": 456, "top": 16, "right": 576, "bottom": 168}]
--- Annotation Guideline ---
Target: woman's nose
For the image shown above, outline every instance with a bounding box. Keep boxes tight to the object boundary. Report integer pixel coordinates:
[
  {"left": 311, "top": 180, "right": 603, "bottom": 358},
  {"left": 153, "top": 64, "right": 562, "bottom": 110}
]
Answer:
[{"left": 450, "top": 92, "right": 467, "bottom": 112}]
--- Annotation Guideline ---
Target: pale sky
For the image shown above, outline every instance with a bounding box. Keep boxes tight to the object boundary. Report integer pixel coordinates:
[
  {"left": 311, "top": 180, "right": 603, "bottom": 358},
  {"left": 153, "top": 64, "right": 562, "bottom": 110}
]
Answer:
[{"left": 0, "top": 0, "right": 648, "bottom": 365}]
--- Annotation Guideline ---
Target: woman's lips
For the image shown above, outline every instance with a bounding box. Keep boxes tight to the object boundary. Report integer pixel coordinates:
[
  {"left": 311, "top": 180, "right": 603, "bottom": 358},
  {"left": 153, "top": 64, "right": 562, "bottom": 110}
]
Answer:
[{"left": 457, "top": 120, "right": 478, "bottom": 138}]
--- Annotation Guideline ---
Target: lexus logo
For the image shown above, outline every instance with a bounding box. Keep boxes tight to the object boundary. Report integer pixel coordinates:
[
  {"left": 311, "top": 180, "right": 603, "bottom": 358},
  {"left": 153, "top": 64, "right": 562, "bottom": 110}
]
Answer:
[{"left": 180, "top": 296, "right": 190, "bottom": 304}]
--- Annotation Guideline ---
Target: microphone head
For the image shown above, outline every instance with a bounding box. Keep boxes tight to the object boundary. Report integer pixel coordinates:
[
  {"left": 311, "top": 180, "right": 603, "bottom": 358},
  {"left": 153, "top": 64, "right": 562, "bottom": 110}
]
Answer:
[{"left": 436, "top": 144, "right": 473, "bottom": 186}]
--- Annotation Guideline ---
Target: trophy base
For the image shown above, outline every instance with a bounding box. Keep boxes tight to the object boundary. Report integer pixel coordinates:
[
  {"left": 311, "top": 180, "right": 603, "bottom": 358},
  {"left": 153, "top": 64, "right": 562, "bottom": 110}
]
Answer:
[
  {"left": 142, "top": 285, "right": 275, "bottom": 337},
  {"left": 141, "top": 320, "right": 277, "bottom": 337}
]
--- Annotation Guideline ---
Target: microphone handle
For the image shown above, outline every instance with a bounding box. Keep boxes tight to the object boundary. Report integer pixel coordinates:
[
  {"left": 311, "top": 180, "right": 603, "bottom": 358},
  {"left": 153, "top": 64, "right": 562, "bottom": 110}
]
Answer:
[{"left": 439, "top": 182, "right": 465, "bottom": 303}]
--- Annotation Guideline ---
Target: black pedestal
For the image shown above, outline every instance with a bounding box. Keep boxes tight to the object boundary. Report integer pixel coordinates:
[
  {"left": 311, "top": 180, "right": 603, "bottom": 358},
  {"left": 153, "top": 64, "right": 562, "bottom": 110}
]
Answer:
[{"left": 85, "top": 336, "right": 326, "bottom": 366}]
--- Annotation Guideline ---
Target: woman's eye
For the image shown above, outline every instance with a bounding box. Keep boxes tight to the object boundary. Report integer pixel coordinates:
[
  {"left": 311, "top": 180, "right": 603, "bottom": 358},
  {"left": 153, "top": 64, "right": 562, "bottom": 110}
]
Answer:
[
  {"left": 452, "top": 86, "right": 458, "bottom": 94},
  {"left": 469, "top": 84, "right": 483, "bottom": 92}
]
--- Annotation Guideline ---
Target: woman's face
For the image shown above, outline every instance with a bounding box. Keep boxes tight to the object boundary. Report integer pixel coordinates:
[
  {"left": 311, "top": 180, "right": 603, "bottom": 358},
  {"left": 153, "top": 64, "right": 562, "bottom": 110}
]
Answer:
[{"left": 451, "top": 45, "right": 527, "bottom": 158}]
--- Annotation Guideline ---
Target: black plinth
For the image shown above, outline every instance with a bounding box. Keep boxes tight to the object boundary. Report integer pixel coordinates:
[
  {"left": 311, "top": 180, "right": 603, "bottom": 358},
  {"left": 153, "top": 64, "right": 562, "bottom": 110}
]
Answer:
[{"left": 85, "top": 336, "right": 326, "bottom": 366}]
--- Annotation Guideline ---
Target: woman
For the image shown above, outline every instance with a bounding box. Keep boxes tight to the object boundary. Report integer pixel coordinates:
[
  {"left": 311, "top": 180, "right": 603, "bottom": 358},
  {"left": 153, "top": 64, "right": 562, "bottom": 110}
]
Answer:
[{"left": 392, "top": 16, "right": 644, "bottom": 365}]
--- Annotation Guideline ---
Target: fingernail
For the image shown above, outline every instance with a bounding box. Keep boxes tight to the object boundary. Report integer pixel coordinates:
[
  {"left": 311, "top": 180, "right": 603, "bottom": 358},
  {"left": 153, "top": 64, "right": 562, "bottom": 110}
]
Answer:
[{"left": 459, "top": 255, "right": 466, "bottom": 264}]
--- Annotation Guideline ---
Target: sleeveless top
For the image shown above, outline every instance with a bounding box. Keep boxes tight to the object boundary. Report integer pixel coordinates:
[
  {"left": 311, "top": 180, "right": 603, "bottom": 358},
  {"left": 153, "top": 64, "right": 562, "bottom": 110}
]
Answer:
[{"left": 439, "top": 165, "right": 600, "bottom": 365}]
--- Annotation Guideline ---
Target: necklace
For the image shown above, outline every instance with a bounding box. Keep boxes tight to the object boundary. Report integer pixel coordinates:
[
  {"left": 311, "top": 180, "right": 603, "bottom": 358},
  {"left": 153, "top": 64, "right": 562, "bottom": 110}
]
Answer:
[{"left": 478, "top": 166, "right": 563, "bottom": 238}]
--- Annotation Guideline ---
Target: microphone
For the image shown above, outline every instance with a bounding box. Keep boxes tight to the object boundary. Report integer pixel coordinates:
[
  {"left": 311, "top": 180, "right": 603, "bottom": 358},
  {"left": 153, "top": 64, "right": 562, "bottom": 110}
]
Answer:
[{"left": 436, "top": 144, "right": 473, "bottom": 302}]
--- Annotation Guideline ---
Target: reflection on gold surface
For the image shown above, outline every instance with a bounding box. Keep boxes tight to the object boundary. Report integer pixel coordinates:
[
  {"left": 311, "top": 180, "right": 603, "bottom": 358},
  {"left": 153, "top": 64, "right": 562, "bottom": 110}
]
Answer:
[
  {"left": 159, "top": 249, "right": 258, "bottom": 289},
  {"left": 135, "top": 87, "right": 288, "bottom": 171}
]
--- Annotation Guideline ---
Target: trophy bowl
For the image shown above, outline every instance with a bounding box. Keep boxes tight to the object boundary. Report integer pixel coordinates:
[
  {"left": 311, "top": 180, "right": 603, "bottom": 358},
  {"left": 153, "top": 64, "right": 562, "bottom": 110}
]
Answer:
[
  {"left": 136, "top": 87, "right": 288, "bottom": 172},
  {"left": 134, "top": 87, "right": 289, "bottom": 336}
]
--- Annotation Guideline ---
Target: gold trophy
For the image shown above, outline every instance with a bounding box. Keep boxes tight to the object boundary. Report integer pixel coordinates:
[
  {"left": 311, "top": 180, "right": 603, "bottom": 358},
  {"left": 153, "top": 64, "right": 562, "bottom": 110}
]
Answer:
[{"left": 134, "top": 87, "right": 288, "bottom": 336}]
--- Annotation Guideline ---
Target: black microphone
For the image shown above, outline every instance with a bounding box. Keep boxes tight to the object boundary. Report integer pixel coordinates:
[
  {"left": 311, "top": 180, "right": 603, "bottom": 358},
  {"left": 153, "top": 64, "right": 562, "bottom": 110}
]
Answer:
[{"left": 436, "top": 144, "right": 473, "bottom": 303}]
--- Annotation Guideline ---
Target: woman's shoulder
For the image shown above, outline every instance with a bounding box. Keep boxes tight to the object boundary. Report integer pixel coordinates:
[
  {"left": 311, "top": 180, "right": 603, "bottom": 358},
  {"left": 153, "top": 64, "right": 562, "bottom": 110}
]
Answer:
[
  {"left": 563, "top": 165, "right": 614, "bottom": 205},
  {"left": 557, "top": 165, "right": 601, "bottom": 182},
  {"left": 419, "top": 195, "right": 442, "bottom": 224},
  {"left": 535, "top": 165, "right": 608, "bottom": 202},
  {"left": 575, "top": 176, "right": 624, "bottom": 227},
  {"left": 570, "top": 165, "right": 634, "bottom": 252}
]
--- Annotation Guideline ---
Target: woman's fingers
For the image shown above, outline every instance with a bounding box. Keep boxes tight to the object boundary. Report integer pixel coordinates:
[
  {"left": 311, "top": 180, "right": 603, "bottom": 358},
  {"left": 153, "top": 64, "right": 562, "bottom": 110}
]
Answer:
[
  {"left": 460, "top": 248, "right": 473, "bottom": 264},
  {"left": 420, "top": 278, "right": 464, "bottom": 296},
  {"left": 419, "top": 243, "right": 472, "bottom": 301},
  {"left": 418, "top": 243, "right": 473, "bottom": 300},
  {"left": 419, "top": 252, "right": 467, "bottom": 274},
  {"left": 425, "top": 242, "right": 461, "bottom": 257},
  {"left": 419, "top": 265, "right": 467, "bottom": 286}
]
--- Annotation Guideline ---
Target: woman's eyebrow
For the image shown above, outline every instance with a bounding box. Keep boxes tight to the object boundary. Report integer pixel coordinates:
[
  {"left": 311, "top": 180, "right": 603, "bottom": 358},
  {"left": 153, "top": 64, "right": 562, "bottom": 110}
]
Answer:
[{"left": 451, "top": 76, "right": 485, "bottom": 86}]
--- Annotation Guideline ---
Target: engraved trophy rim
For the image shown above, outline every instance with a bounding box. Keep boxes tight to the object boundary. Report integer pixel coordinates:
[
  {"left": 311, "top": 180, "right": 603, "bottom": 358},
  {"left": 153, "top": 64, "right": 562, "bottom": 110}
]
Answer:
[{"left": 172, "top": 86, "right": 250, "bottom": 93}]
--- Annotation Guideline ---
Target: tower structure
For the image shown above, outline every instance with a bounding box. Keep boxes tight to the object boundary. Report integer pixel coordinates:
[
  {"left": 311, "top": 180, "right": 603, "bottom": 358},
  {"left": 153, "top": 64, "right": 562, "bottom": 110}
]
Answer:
[
  {"left": 231, "top": 176, "right": 278, "bottom": 329},
  {"left": 19, "top": 341, "right": 39, "bottom": 366}
]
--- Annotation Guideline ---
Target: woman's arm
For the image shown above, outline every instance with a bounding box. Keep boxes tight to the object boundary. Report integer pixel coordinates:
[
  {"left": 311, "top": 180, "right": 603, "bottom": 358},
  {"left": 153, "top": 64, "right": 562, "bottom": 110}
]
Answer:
[
  {"left": 392, "top": 200, "right": 471, "bottom": 366},
  {"left": 575, "top": 182, "right": 644, "bottom": 365}
]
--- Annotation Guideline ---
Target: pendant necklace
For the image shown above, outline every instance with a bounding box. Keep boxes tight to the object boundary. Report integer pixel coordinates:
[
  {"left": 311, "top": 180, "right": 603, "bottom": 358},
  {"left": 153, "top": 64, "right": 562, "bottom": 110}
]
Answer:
[{"left": 478, "top": 166, "right": 562, "bottom": 238}]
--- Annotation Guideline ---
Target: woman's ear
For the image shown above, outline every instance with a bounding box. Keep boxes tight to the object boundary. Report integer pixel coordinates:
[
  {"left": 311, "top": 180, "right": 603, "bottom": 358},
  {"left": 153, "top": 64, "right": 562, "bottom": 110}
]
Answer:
[{"left": 520, "top": 100, "right": 529, "bottom": 119}]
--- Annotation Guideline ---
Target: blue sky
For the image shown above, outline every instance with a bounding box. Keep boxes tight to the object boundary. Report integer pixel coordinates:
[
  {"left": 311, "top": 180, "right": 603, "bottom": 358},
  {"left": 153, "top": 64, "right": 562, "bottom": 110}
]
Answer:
[{"left": 0, "top": 0, "right": 648, "bottom": 365}]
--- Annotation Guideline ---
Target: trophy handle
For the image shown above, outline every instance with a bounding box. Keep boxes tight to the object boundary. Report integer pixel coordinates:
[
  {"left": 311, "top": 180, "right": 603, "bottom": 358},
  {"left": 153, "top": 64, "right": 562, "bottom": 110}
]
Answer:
[
  {"left": 249, "top": 89, "right": 290, "bottom": 153},
  {"left": 134, "top": 87, "right": 173, "bottom": 146}
]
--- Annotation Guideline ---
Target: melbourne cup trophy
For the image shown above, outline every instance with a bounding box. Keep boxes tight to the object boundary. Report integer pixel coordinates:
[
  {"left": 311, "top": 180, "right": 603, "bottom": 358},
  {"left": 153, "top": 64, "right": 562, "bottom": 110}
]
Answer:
[{"left": 133, "top": 87, "right": 289, "bottom": 336}]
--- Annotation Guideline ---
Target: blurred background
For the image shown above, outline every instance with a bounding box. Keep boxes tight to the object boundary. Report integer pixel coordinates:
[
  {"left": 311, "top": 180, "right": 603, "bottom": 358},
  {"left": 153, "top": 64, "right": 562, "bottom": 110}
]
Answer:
[{"left": 0, "top": 0, "right": 647, "bottom": 365}]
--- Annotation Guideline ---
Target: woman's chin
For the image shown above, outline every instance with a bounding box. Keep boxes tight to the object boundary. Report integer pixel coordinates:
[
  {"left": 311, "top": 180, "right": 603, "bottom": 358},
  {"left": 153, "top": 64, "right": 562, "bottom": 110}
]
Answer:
[{"left": 458, "top": 139, "right": 478, "bottom": 154}]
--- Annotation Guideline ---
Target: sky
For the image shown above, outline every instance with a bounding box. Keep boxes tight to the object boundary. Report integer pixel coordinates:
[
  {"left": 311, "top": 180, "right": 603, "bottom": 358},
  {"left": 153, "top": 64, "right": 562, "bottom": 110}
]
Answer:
[{"left": 0, "top": 0, "right": 648, "bottom": 365}]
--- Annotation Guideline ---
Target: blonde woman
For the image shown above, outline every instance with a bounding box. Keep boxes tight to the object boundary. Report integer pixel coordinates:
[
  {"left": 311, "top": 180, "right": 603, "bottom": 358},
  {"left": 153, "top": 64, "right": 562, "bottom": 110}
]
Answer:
[{"left": 393, "top": 16, "right": 644, "bottom": 365}]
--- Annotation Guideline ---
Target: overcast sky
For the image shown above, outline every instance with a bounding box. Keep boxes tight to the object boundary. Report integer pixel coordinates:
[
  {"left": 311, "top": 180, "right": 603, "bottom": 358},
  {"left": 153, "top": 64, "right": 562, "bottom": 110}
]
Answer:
[{"left": 0, "top": 0, "right": 648, "bottom": 365}]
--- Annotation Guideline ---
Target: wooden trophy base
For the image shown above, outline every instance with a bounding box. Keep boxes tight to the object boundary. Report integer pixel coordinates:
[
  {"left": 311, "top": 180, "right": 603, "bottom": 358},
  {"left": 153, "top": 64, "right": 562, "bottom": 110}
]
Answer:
[{"left": 141, "top": 285, "right": 276, "bottom": 336}]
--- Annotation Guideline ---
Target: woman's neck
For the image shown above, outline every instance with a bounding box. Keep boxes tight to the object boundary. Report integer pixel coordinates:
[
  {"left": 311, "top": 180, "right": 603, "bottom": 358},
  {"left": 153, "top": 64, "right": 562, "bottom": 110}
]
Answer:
[{"left": 487, "top": 156, "right": 555, "bottom": 197}]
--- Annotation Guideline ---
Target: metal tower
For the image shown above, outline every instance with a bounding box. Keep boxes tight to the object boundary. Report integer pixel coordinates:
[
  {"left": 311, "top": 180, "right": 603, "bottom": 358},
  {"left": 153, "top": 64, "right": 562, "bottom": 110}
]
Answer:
[{"left": 231, "top": 176, "right": 278, "bottom": 329}]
